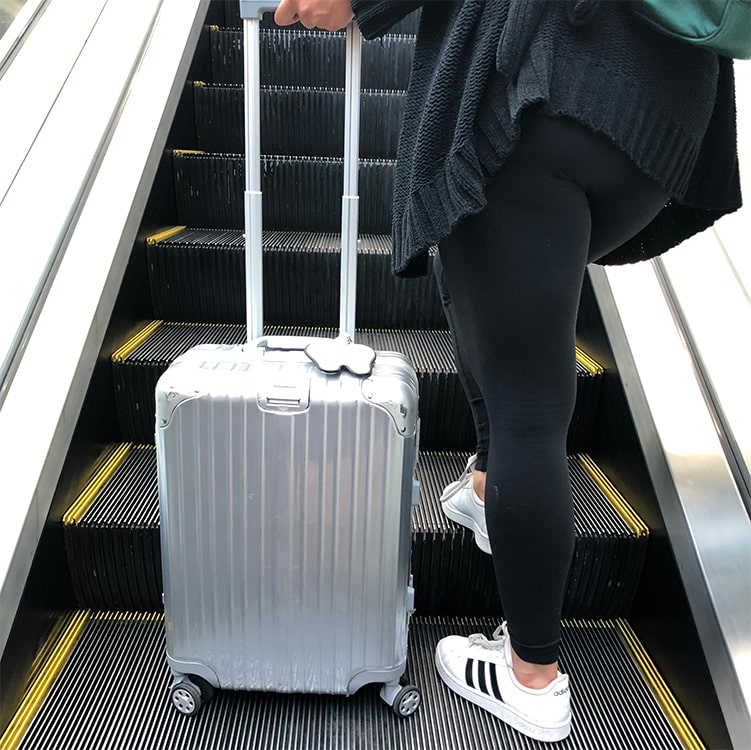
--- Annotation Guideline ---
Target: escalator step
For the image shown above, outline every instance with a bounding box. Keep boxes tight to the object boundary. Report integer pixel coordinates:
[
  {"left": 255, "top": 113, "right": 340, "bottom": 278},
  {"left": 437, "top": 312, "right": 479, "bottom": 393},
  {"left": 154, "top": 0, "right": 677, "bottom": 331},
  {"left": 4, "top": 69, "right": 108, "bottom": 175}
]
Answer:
[
  {"left": 63, "top": 445, "right": 161, "bottom": 612},
  {"left": 110, "top": 322, "right": 601, "bottom": 452},
  {"left": 413, "top": 453, "right": 647, "bottom": 618},
  {"left": 146, "top": 228, "right": 446, "bottom": 329},
  {"left": 210, "top": 28, "right": 415, "bottom": 88},
  {"left": 111, "top": 321, "right": 246, "bottom": 446},
  {"left": 3, "top": 613, "right": 699, "bottom": 750},
  {"left": 63, "top": 446, "right": 644, "bottom": 620},
  {"left": 194, "top": 85, "right": 405, "bottom": 159},
  {"left": 173, "top": 151, "right": 394, "bottom": 233},
  {"left": 216, "top": 0, "right": 421, "bottom": 36}
]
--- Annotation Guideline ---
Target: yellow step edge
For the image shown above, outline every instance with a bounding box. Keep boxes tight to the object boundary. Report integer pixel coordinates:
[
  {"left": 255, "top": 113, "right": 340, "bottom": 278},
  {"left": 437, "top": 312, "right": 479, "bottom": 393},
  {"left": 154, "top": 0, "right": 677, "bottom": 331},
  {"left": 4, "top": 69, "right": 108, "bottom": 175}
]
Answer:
[
  {"left": 162, "top": 321, "right": 244, "bottom": 332},
  {"left": 91, "top": 611, "right": 164, "bottom": 623},
  {"left": 172, "top": 149, "right": 204, "bottom": 156},
  {"left": 111, "top": 321, "right": 163, "bottom": 363},
  {"left": 575, "top": 347, "right": 604, "bottom": 376},
  {"left": 22, "top": 618, "right": 74, "bottom": 696},
  {"left": 146, "top": 226, "right": 187, "bottom": 245},
  {"left": 63, "top": 445, "right": 133, "bottom": 525},
  {"left": 0, "top": 612, "right": 89, "bottom": 750},
  {"left": 615, "top": 619, "right": 706, "bottom": 750},
  {"left": 576, "top": 454, "right": 649, "bottom": 536}
]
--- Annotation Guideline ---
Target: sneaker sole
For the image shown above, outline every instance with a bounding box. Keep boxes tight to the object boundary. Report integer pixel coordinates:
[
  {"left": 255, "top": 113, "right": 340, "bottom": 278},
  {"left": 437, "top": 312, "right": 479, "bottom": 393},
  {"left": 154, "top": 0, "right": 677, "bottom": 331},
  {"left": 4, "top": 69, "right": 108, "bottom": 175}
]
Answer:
[
  {"left": 434, "top": 649, "right": 571, "bottom": 743},
  {"left": 441, "top": 500, "right": 492, "bottom": 555}
]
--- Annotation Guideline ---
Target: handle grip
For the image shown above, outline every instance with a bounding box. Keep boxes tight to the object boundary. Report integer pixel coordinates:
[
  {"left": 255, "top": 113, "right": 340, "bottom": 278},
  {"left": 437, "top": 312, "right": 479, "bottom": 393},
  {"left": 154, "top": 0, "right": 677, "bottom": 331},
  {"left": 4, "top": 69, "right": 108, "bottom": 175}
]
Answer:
[{"left": 241, "top": 5, "right": 362, "bottom": 343}]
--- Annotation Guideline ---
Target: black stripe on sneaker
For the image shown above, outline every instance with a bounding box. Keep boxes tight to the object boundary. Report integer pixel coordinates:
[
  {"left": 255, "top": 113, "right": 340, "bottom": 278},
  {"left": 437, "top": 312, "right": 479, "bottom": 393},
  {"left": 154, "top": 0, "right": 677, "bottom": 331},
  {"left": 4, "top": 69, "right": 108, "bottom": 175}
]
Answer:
[
  {"left": 477, "top": 659, "right": 488, "bottom": 695},
  {"left": 465, "top": 658, "right": 474, "bottom": 688},
  {"left": 488, "top": 662, "right": 503, "bottom": 701}
]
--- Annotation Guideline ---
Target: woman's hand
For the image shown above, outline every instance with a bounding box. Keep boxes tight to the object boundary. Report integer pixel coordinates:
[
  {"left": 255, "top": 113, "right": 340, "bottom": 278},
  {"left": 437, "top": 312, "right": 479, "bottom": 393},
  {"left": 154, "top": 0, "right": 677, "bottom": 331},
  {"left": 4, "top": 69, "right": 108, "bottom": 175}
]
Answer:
[{"left": 274, "top": 0, "right": 354, "bottom": 31}]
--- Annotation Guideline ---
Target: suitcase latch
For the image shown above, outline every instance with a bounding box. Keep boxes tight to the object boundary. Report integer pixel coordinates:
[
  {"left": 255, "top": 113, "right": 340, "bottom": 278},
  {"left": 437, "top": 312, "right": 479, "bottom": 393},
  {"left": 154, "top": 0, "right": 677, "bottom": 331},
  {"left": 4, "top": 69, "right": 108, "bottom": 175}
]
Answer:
[{"left": 258, "top": 367, "right": 311, "bottom": 414}]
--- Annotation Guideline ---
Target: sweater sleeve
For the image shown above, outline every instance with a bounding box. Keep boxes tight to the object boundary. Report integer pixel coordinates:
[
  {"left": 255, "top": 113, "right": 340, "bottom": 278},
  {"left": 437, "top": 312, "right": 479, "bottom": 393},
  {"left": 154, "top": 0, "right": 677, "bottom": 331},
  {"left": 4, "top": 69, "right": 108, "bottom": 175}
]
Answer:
[{"left": 351, "top": 0, "right": 423, "bottom": 38}]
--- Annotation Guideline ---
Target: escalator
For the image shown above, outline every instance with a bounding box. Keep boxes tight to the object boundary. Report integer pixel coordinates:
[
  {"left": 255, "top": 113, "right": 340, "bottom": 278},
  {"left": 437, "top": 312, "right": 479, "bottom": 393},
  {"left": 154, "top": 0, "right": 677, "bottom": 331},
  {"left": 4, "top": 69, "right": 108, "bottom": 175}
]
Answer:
[{"left": 0, "top": 2, "right": 735, "bottom": 747}]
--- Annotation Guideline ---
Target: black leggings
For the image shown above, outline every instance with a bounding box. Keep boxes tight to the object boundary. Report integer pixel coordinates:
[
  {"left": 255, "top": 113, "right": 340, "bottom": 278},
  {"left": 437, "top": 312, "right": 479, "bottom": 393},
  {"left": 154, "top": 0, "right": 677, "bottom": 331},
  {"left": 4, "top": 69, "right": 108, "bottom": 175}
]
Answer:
[{"left": 435, "top": 112, "right": 667, "bottom": 664}]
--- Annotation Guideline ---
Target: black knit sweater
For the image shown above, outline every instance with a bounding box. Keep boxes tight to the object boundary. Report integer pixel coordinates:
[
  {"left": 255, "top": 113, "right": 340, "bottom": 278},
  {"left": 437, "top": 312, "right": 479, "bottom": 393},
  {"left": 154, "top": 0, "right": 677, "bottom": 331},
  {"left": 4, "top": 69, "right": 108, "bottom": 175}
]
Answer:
[{"left": 351, "top": 0, "right": 742, "bottom": 277}]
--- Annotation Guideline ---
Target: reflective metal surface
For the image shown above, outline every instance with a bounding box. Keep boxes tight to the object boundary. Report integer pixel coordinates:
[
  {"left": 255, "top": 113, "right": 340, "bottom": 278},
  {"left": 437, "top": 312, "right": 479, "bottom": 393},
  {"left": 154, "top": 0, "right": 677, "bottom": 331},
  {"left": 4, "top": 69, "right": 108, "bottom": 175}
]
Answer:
[
  {"left": 658, "top": 239, "right": 751, "bottom": 512},
  {"left": 589, "top": 261, "right": 751, "bottom": 749},
  {"left": 0, "top": 0, "right": 45, "bottom": 74},
  {"left": 0, "top": 0, "right": 211, "bottom": 658}
]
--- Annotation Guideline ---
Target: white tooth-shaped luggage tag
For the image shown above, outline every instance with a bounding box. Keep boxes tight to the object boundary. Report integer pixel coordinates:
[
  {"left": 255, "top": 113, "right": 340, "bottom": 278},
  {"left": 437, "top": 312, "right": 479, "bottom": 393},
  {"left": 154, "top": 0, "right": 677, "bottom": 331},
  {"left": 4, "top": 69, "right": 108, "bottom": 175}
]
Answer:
[{"left": 305, "top": 335, "right": 376, "bottom": 377}]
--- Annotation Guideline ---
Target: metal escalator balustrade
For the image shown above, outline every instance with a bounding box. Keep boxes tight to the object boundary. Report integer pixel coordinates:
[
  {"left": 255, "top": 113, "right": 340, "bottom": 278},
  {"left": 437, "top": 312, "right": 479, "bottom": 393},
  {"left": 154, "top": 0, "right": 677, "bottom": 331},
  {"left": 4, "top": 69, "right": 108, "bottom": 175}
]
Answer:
[{"left": 0, "top": 0, "right": 211, "bottom": 669}]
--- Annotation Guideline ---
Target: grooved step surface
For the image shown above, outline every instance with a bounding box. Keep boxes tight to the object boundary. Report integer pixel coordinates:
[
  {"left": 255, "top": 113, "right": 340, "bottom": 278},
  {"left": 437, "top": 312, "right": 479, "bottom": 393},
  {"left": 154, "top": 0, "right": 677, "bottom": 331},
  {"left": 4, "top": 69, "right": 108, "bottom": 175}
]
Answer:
[
  {"left": 147, "top": 229, "right": 446, "bottom": 329},
  {"left": 173, "top": 152, "right": 395, "bottom": 233},
  {"left": 195, "top": 85, "right": 405, "bottom": 159},
  {"left": 210, "top": 29, "right": 416, "bottom": 88},
  {"left": 111, "top": 324, "right": 600, "bottom": 452},
  {"left": 63, "top": 448, "right": 645, "bottom": 619},
  {"left": 215, "top": 2, "right": 420, "bottom": 35},
  {"left": 12, "top": 615, "right": 687, "bottom": 750}
]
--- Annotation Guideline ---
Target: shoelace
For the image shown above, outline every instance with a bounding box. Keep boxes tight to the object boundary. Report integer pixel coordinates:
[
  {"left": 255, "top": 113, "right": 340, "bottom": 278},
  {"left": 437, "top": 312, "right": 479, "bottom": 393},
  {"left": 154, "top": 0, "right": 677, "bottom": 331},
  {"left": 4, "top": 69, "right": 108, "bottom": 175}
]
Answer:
[
  {"left": 441, "top": 455, "right": 477, "bottom": 503},
  {"left": 468, "top": 622, "right": 510, "bottom": 652}
]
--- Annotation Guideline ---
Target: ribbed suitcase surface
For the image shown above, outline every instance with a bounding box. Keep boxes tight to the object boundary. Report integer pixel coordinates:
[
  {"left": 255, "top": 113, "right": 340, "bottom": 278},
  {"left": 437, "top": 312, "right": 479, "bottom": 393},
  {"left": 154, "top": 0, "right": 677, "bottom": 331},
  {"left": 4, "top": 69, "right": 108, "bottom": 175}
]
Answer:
[{"left": 156, "top": 342, "right": 419, "bottom": 694}]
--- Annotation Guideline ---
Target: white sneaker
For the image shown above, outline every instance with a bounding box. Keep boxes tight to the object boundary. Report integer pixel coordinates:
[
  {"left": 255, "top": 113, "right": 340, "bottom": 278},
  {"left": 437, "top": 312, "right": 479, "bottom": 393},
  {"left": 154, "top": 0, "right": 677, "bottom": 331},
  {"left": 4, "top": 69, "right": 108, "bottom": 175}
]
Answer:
[
  {"left": 440, "top": 454, "right": 491, "bottom": 554},
  {"left": 435, "top": 623, "right": 572, "bottom": 743}
]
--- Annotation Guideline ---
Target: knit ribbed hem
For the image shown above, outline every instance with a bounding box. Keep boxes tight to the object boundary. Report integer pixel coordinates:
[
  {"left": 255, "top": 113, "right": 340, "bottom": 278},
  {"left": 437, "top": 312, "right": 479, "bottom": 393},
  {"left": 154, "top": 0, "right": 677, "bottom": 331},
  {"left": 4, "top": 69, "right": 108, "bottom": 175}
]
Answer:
[
  {"left": 351, "top": 0, "right": 420, "bottom": 40},
  {"left": 392, "top": 48, "right": 708, "bottom": 277}
]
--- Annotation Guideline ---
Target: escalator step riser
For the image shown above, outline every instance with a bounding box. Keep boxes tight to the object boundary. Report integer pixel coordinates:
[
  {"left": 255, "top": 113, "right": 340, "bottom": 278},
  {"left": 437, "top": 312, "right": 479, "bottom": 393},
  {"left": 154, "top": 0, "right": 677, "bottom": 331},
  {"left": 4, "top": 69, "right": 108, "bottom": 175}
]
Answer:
[
  {"left": 111, "top": 324, "right": 597, "bottom": 452},
  {"left": 113, "top": 324, "right": 476, "bottom": 451},
  {"left": 215, "top": 0, "right": 420, "bottom": 36},
  {"left": 210, "top": 28, "right": 415, "bottom": 89},
  {"left": 64, "top": 447, "right": 162, "bottom": 611},
  {"left": 147, "top": 230, "right": 446, "bottom": 329},
  {"left": 14, "top": 616, "right": 686, "bottom": 750},
  {"left": 63, "top": 449, "right": 644, "bottom": 618},
  {"left": 195, "top": 86, "right": 405, "bottom": 159},
  {"left": 414, "top": 453, "right": 647, "bottom": 619},
  {"left": 173, "top": 153, "right": 394, "bottom": 233},
  {"left": 568, "top": 461, "right": 646, "bottom": 616}
]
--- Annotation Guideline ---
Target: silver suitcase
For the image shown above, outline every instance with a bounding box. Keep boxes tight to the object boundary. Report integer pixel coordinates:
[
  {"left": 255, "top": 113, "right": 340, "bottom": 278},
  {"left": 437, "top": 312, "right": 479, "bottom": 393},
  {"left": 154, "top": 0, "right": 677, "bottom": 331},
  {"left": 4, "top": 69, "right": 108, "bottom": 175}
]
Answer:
[{"left": 156, "top": 2, "right": 421, "bottom": 718}]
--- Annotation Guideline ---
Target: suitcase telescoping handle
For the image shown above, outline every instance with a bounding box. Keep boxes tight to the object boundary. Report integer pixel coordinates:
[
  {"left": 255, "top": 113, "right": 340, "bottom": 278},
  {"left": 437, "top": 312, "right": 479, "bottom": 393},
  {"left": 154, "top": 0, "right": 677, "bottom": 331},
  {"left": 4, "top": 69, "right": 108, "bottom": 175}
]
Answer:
[{"left": 239, "top": 1, "right": 363, "bottom": 343}]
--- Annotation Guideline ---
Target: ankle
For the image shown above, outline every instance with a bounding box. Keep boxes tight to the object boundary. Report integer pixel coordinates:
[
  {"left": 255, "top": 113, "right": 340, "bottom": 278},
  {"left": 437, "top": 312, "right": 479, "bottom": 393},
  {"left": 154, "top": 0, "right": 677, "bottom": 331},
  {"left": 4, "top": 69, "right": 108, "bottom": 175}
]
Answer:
[
  {"left": 472, "top": 470, "right": 486, "bottom": 502},
  {"left": 511, "top": 647, "right": 558, "bottom": 690}
]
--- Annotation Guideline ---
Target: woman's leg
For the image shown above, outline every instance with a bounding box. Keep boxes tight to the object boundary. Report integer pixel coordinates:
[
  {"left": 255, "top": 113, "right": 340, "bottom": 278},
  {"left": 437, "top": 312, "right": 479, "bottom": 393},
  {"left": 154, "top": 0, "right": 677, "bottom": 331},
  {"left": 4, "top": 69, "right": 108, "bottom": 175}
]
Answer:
[
  {"left": 433, "top": 251, "right": 490, "bottom": 475},
  {"left": 437, "top": 112, "right": 668, "bottom": 676}
]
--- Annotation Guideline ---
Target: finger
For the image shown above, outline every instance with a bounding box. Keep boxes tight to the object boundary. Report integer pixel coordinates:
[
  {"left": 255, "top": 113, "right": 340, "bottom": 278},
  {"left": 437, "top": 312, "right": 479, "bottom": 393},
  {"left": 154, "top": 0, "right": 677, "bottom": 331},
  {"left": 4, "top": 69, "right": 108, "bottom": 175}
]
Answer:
[
  {"left": 319, "top": 1, "right": 354, "bottom": 32},
  {"left": 321, "top": 12, "right": 353, "bottom": 31},
  {"left": 274, "top": 0, "right": 299, "bottom": 26}
]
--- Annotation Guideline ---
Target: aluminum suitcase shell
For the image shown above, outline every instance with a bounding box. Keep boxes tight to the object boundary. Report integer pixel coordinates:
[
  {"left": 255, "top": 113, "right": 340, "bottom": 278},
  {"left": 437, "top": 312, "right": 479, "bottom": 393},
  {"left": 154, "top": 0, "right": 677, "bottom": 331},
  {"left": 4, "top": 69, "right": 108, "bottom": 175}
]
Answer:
[{"left": 156, "top": 339, "right": 419, "bottom": 694}]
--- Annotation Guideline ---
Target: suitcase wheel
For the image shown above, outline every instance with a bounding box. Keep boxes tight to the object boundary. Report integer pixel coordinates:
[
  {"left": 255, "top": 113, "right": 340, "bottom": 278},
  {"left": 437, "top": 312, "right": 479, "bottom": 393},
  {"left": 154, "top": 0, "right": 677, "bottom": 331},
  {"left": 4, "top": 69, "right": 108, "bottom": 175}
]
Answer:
[
  {"left": 389, "top": 684, "right": 422, "bottom": 718},
  {"left": 170, "top": 678, "right": 203, "bottom": 716}
]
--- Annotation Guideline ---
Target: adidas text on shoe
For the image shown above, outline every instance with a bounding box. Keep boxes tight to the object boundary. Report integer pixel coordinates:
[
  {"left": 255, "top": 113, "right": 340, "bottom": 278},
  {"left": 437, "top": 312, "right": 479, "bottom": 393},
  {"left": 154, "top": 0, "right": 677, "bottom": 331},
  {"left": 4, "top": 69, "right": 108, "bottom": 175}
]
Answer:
[
  {"left": 440, "top": 454, "right": 491, "bottom": 554},
  {"left": 435, "top": 623, "right": 571, "bottom": 743}
]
